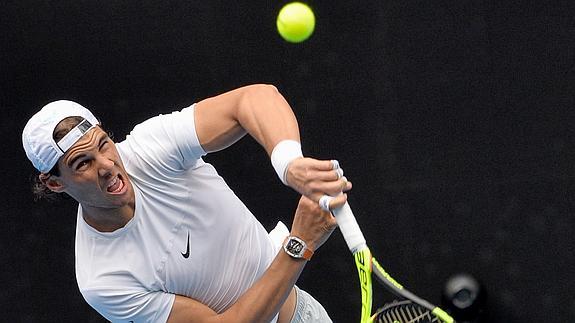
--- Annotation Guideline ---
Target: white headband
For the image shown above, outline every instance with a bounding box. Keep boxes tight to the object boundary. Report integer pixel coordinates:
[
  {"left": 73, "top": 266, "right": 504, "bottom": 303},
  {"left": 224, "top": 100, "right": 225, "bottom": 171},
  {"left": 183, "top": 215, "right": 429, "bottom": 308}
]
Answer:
[
  {"left": 56, "top": 118, "right": 97, "bottom": 153},
  {"left": 22, "top": 100, "right": 100, "bottom": 173}
]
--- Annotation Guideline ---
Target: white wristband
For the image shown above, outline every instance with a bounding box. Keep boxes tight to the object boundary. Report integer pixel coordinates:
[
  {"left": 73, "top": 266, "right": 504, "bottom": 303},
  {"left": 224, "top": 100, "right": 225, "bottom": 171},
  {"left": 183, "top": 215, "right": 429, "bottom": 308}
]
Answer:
[{"left": 271, "top": 140, "right": 303, "bottom": 185}]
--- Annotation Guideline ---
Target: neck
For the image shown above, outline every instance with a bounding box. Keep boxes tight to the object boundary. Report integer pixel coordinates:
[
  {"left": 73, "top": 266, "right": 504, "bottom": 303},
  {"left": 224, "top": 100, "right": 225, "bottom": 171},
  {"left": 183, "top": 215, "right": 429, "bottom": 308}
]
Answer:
[{"left": 81, "top": 202, "right": 135, "bottom": 233}]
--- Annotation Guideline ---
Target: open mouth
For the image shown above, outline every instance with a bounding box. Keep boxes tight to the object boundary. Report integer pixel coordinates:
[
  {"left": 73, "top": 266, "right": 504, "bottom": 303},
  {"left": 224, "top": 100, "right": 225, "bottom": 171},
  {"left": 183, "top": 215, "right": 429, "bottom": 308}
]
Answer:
[{"left": 106, "top": 175, "right": 125, "bottom": 194}]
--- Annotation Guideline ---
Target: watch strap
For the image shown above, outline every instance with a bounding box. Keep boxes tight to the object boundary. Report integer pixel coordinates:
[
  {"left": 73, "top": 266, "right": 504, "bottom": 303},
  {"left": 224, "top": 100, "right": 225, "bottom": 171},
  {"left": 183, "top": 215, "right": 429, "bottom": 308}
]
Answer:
[{"left": 301, "top": 247, "right": 313, "bottom": 261}]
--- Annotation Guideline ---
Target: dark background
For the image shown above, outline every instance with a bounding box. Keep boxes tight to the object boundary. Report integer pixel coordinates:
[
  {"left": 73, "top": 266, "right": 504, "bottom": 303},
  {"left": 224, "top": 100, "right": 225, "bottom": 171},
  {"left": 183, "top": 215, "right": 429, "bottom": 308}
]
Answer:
[{"left": 2, "top": 0, "right": 575, "bottom": 322}]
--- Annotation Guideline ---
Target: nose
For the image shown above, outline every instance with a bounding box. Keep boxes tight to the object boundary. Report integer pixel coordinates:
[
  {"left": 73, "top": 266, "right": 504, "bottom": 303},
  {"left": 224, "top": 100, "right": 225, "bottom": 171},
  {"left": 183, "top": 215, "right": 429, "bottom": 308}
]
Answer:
[{"left": 97, "top": 156, "right": 115, "bottom": 177}]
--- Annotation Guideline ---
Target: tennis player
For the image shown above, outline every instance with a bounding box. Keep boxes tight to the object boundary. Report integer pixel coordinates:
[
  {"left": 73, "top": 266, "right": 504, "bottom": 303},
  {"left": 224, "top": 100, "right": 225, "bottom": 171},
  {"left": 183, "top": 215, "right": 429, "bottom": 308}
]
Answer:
[{"left": 22, "top": 84, "right": 351, "bottom": 322}]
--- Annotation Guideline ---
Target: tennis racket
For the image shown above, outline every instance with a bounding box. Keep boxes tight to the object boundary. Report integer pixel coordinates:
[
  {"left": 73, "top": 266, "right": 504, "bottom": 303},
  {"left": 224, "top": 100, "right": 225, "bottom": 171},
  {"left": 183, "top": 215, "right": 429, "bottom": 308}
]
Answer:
[{"left": 332, "top": 202, "right": 455, "bottom": 323}]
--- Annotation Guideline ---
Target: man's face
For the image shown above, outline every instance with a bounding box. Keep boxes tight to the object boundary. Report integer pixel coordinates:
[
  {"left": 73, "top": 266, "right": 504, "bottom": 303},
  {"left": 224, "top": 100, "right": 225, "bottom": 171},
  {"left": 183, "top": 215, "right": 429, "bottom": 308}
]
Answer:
[{"left": 50, "top": 126, "right": 134, "bottom": 210}]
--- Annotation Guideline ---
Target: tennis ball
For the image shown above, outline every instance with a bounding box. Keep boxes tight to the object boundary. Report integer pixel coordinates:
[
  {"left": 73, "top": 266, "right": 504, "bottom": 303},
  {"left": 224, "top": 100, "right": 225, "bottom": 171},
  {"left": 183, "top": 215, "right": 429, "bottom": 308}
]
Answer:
[{"left": 276, "top": 2, "right": 315, "bottom": 43}]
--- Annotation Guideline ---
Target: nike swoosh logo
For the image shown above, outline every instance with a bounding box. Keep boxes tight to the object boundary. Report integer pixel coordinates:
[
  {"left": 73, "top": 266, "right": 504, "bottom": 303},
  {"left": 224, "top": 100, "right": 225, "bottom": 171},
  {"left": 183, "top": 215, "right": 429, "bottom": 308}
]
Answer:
[{"left": 181, "top": 231, "right": 190, "bottom": 259}]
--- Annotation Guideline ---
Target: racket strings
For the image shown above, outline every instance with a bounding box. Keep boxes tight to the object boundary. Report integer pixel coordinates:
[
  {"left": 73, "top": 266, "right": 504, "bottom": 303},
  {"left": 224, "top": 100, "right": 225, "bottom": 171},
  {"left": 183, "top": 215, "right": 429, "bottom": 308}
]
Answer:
[{"left": 375, "top": 300, "right": 440, "bottom": 323}]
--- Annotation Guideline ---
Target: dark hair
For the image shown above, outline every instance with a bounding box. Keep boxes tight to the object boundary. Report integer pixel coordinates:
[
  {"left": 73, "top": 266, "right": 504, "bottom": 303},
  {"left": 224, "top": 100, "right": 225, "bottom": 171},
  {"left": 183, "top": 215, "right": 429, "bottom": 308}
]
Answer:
[{"left": 32, "top": 116, "right": 86, "bottom": 201}]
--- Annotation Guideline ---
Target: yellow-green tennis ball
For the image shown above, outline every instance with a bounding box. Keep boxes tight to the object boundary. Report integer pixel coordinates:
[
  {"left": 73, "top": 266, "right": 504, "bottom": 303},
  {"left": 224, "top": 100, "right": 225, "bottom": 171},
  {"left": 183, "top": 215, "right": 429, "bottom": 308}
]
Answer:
[{"left": 276, "top": 2, "right": 315, "bottom": 43}]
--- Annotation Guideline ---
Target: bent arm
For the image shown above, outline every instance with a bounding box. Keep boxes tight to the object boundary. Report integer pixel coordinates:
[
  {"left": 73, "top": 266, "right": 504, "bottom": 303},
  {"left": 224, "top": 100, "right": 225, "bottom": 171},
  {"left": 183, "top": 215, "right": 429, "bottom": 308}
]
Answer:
[
  {"left": 193, "top": 84, "right": 351, "bottom": 202},
  {"left": 167, "top": 195, "right": 340, "bottom": 323},
  {"left": 194, "top": 84, "right": 299, "bottom": 155},
  {"left": 167, "top": 251, "right": 305, "bottom": 323}
]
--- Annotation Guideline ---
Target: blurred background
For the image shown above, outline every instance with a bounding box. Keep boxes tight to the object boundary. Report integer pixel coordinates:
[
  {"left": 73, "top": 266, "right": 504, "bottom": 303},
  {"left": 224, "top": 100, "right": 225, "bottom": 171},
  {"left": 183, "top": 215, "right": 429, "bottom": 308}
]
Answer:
[{"left": 2, "top": 0, "right": 574, "bottom": 322}]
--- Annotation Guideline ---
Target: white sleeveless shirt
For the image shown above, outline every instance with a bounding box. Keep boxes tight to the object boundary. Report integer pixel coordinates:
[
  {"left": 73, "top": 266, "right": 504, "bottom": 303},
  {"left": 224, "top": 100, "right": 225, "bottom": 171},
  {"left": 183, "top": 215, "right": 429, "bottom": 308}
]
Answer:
[{"left": 75, "top": 106, "right": 283, "bottom": 322}]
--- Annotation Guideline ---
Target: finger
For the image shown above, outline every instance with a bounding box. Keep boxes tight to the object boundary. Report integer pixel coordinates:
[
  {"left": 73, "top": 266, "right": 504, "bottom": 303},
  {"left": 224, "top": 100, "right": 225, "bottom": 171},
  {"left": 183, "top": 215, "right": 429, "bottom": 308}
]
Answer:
[
  {"left": 318, "top": 195, "right": 333, "bottom": 212},
  {"left": 304, "top": 176, "right": 352, "bottom": 203},
  {"left": 316, "top": 178, "right": 352, "bottom": 196},
  {"left": 306, "top": 168, "right": 344, "bottom": 181},
  {"left": 339, "top": 176, "right": 353, "bottom": 190},
  {"left": 328, "top": 193, "right": 348, "bottom": 210},
  {"left": 318, "top": 190, "right": 351, "bottom": 211},
  {"left": 342, "top": 177, "right": 353, "bottom": 192},
  {"left": 335, "top": 167, "right": 344, "bottom": 179},
  {"left": 330, "top": 159, "right": 340, "bottom": 170},
  {"left": 307, "top": 159, "right": 339, "bottom": 171},
  {"left": 321, "top": 167, "right": 344, "bottom": 181},
  {"left": 316, "top": 167, "right": 345, "bottom": 181}
]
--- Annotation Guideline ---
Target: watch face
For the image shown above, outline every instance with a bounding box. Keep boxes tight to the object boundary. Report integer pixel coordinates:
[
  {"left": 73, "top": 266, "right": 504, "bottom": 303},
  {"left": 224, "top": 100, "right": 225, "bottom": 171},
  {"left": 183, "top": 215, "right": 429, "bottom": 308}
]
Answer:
[
  {"left": 284, "top": 236, "right": 312, "bottom": 260},
  {"left": 287, "top": 239, "right": 304, "bottom": 254}
]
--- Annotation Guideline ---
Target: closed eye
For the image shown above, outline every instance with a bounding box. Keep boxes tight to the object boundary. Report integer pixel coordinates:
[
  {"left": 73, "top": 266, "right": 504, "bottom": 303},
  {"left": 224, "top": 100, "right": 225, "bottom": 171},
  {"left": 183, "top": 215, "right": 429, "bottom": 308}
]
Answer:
[{"left": 99, "top": 137, "right": 110, "bottom": 150}]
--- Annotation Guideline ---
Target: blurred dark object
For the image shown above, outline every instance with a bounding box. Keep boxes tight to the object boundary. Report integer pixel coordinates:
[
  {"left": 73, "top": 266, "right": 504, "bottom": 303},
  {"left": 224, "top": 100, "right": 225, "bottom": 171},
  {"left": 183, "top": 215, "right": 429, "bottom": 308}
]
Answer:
[{"left": 442, "top": 273, "right": 486, "bottom": 322}]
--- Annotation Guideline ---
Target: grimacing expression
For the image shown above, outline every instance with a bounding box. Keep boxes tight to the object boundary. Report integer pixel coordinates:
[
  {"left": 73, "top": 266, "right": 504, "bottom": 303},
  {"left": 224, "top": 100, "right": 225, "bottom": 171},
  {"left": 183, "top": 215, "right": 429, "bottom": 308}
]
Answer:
[{"left": 50, "top": 126, "right": 133, "bottom": 209}]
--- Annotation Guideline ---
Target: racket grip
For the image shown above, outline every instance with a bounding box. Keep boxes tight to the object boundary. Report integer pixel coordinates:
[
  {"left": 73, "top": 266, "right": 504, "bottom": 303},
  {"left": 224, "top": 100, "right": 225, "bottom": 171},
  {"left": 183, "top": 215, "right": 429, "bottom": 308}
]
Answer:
[{"left": 332, "top": 202, "right": 367, "bottom": 253}]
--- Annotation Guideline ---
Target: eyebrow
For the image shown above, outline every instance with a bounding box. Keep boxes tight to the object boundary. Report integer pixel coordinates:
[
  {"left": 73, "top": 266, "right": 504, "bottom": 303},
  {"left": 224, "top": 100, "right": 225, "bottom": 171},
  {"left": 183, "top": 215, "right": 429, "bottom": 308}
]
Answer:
[{"left": 66, "top": 133, "right": 109, "bottom": 168}]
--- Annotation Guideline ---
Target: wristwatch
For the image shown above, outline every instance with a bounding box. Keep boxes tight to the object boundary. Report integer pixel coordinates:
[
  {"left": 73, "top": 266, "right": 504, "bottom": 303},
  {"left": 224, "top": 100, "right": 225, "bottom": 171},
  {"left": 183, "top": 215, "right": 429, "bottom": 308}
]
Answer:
[{"left": 283, "top": 236, "right": 314, "bottom": 261}]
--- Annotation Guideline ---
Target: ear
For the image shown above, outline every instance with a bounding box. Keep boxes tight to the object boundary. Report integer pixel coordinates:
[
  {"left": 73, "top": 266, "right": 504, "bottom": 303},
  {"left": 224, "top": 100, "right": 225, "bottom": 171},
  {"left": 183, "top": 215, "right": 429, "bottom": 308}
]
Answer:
[{"left": 39, "top": 173, "right": 66, "bottom": 193}]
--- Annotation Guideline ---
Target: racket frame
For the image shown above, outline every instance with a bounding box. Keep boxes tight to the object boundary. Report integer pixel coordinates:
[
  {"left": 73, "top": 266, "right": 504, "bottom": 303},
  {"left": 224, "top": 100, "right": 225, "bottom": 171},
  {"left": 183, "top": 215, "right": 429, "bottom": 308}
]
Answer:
[{"left": 335, "top": 202, "right": 455, "bottom": 323}]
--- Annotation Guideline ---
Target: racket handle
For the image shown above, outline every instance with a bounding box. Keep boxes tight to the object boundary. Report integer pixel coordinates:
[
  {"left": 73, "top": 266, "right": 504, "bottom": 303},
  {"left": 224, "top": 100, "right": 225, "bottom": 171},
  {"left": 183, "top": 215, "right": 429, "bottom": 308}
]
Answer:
[{"left": 332, "top": 202, "right": 367, "bottom": 253}]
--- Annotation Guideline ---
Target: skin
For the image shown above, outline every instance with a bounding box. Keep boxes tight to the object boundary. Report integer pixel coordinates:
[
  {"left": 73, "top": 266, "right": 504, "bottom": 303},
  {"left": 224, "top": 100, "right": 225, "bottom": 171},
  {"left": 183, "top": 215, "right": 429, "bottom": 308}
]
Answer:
[{"left": 40, "top": 84, "right": 352, "bottom": 322}]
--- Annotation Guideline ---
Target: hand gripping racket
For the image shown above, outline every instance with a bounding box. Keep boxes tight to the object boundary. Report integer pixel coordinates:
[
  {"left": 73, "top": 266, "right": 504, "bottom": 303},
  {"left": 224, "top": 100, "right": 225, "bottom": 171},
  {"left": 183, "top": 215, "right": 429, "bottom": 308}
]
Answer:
[{"left": 332, "top": 202, "right": 455, "bottom": 323}]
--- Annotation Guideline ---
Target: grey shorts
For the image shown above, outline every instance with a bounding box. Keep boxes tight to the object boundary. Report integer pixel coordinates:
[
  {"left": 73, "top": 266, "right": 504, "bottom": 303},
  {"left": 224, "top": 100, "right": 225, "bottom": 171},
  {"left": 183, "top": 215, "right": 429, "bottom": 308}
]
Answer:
[{"left": 290, "top": 286, "right": 333, "bottom": 323}]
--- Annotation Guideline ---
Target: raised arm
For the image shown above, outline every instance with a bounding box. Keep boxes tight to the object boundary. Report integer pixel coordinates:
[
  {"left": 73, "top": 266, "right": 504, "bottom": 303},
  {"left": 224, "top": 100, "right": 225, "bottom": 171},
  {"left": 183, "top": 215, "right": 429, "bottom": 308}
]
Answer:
[
  {"left": 167, "top": 195, "right": 339, "bottom": 323},
  {"left": 194, "top": 84, "right": 351, "bottom": 202},
  {"left": 194, "top": 84, "right": 298, "bottom": 154}
]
